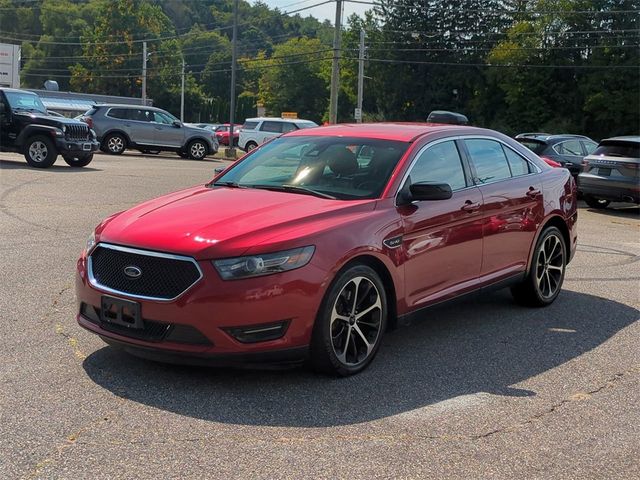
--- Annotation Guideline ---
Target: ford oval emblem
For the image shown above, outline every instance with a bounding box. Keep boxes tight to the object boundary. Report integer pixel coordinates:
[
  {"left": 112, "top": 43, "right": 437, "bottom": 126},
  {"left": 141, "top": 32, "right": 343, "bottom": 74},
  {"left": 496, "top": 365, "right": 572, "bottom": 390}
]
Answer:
[{"left": 123, "top": 265, "right": 142, "bottom": 279}]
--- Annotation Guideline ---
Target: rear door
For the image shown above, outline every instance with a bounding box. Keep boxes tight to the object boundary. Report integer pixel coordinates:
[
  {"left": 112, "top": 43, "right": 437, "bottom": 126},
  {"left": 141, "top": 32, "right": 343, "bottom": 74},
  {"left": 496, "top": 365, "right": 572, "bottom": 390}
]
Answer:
[
  {"left": 259, "top": 120, "right": 283, "bottom": 144},
  {"left": 462, "top": 138, "right": 544, "bottom": 280},
  {"left": 116, "top": 108, "right": 156, "bottom": 145},
  {"left": 399, "top": 139, "right": 484, "bottom": 307}
]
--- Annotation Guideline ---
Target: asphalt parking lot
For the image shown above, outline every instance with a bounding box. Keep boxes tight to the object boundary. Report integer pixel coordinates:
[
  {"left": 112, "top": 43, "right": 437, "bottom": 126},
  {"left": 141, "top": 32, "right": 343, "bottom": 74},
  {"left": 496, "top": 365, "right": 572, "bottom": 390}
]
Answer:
[{"left": 1, "top": 151, "right": 638, "bottom": 479}]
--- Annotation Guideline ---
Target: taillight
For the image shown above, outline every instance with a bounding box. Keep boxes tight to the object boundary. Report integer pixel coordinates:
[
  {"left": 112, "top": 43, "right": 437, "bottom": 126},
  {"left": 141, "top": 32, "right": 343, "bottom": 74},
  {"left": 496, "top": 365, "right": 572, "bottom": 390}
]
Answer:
[
  {"left": 82, "top": 116, "right": 93, "bottom": 129},
  {"left": 541, "top": 156, "right": 562, "bottom": 168}
]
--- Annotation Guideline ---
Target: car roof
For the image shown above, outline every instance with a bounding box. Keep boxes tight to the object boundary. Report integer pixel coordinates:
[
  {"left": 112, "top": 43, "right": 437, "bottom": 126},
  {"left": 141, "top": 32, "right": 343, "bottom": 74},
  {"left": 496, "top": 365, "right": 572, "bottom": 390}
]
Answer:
[
  {"left": 516, "top": 134, "right": 593, "bottom": 144},
  {"left": 0, "top": 87, "right": 38, "bottom": 94},
  {"left": 94, "top": 103, "right": 162, "bottom": 110},
  {"left": 244, "top": 117, "right": 315, "bottom": 124},
  {"left": 285, "top": 122, "right": 482, "bottom": 142},
  {"left": 601, "top": 136, "right": 640, "bottom": 144}
]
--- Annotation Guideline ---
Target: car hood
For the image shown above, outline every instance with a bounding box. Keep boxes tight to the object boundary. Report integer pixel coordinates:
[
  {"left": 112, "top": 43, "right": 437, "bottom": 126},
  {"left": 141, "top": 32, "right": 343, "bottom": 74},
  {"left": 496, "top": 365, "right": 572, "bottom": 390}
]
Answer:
[
  {"left": 15, "top": 111, "right": 87, "bottom": 127},
  {"left": 96, "top": 185, "right": 375, "bottom": 259}
]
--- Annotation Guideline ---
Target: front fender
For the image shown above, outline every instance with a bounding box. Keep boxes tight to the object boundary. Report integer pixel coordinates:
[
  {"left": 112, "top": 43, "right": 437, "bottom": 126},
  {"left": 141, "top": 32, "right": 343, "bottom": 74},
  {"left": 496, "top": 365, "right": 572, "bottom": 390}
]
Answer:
[{"left": 16, "top": 125, "right": 62, "bottom": 147}]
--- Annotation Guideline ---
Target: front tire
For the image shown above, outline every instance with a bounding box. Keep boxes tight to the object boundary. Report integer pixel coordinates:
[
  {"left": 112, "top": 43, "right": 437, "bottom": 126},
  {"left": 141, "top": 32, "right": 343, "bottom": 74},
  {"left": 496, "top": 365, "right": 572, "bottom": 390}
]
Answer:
[
  {"left": 310, "top": 264, "right": 387, "bottom": 376},
  {"left": 187, "top": 140, "right": 208, "bottom": 160},
  {"left": 511, "top": 227, "right": 566, "bottom": 307},
  {"left": 102, "top": 133, "right": 126, "bottom": 155},
  {"left": 63, "top": 154, "right": 93, "bottom": 167},
  {"left": 245, "top": 141, "right": 258, "bottom": 152},
  {"left": 584, "top": 196, "right": 610, "bottom": 209},
  {"left": 24, "top": 135, "right": 58, "bottom": 168}
]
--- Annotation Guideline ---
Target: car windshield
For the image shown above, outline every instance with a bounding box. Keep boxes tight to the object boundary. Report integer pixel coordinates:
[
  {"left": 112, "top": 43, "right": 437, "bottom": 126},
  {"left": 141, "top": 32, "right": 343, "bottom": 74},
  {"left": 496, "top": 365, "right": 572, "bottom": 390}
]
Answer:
[
  {"left": 5, "top": 91, "right": 47, "bottom": 114},
  {"left": 517, "top": 140, "right": 547, "bottom": 155},
  {"left": 214, "top": 136, "right": 409, "bottom": 200}
]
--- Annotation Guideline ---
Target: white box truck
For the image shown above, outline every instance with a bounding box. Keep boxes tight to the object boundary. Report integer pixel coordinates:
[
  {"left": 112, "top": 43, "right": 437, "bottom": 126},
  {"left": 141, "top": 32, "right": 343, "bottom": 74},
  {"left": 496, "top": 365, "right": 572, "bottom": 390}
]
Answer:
[{"left": 0, "top": 43, "right": 20, "bottom": 88}]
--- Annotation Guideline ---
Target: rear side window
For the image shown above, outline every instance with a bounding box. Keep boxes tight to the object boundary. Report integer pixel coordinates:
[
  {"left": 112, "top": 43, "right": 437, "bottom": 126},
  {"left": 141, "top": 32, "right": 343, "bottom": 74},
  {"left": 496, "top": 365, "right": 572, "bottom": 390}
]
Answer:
[
  {"left": 503, "top": 146, "right": 531, "bottom": 176},
  {"left": 518, "top": 140, "right": 547, "bottom": 155},
  {"left": 107, "top": 108, "right": 128, "bottom": 119},
  {"left": 242, "top": 121, "right": 258, "bottom": 130},
  {"left": 553, "top": 140, "right": 583, "bottom": 156},
  {"left": 281, "top": 122, "right": 298, "bottom": 133},
  {"left": 409, "top": 141, "right": 467, "bottom": 191},
  {"left": 465, "top": 139, "right": 511, "bottom": 184},
  {"left": 260, "top": 121, "right": 283, "bottom": 133},
  {"left": 593, "top": 141, "right": 640, "bottom": 159}
]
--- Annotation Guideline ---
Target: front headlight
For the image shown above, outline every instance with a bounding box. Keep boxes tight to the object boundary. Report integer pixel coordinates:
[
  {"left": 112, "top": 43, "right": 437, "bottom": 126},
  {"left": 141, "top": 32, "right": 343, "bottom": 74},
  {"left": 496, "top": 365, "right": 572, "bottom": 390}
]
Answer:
[
  {"left": 86, "top": 231, "right": 96, "bottom": 254},
  {"left": 213, "top": 246, "right": 315, "bottom": 280}
]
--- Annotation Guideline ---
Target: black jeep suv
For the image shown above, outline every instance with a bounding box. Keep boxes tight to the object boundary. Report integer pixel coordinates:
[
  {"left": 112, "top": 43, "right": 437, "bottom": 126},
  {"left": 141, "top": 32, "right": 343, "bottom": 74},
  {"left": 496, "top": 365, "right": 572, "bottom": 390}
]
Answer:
[{"left": 0, "top": 88, "right": 99, "bottom": 168}]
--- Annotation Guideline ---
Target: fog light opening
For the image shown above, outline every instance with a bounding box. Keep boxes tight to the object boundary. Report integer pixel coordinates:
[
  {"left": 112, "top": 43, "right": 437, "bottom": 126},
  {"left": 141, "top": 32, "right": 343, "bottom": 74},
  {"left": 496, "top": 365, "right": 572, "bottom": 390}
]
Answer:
[{"left": 224, "top": 320, "right": 290, "bottom": 343}]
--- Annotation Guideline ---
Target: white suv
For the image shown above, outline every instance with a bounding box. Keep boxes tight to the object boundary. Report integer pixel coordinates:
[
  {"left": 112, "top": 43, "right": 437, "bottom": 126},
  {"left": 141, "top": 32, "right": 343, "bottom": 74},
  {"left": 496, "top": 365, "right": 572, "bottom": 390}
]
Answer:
[{"left": 239, "top": 117, "right": 318, "bottom": 151}]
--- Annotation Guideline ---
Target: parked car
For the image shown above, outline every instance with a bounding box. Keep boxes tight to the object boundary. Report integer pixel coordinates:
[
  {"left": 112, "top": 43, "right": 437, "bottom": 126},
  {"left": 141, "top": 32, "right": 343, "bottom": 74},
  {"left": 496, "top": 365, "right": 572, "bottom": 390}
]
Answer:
[
  {"left": 190, "top": 123, "right": 220, "bottom": 131},
  {"left": 80, "top": 105, "right": 218, "bottom": 160},
  {"left": 213, "top": 123, "right": 239, "bottom": 146},
  {"left": 239, "top": 117, "right": 317, "bottom": 151},
  {"left": 426, "top": 110, "right": 469, "bottom": 125},
  {"left": 76, "top": 123, "right": 577, "bottom": 376},
  {"left": 515, "top": 133, "right": 598, "bottom": 177},
  {"left": 578, "top": 136, "right": 640, "bottom": 209},
  {"left": 0, "top": 88, "right": 99, "bottom": 168}
]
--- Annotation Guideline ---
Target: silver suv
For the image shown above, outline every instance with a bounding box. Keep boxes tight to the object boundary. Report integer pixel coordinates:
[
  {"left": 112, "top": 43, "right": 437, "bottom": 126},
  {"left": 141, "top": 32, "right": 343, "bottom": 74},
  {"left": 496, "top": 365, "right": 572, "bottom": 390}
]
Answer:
[{"left": 81, "top": 105, "right": 218, "bottom": 159}]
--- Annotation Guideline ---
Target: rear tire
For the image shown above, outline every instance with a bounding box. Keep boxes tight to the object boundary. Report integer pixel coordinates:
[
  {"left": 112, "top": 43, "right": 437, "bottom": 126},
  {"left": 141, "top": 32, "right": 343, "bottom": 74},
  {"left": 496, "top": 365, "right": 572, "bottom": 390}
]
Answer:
[
  {"left": 63, "top": 154, "right": 93, "bottom": 167},
  {"left": 102, "top": 133, "right": 126, "bottom": 155},
  {"left": 511, "top": 226, "right": 566, "bottom": 307},
  {"left": 310, "top": 264, "right": 387, "bottom": 376},
  {"left": 584, "top": 196, "right": 610, "bottom": 209},
  {"left": 24, "top": 135, "right": 58, "bottom": 168}
]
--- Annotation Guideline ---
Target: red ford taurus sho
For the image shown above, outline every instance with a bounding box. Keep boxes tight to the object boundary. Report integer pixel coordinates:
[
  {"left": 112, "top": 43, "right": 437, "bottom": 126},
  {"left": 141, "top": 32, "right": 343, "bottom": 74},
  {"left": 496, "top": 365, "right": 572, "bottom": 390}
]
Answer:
[{"left": 76, "top": 123, "right": 577, "bottom": 376}]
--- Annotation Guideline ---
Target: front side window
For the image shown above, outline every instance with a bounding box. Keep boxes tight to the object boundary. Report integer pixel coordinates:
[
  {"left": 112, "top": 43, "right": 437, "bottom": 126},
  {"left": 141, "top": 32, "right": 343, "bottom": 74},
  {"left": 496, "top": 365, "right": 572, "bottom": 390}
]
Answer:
[
  {"left": 465, "top": 139, "right": 512, "bottom": 184},
  {"left": 214, "top": 136, "right": 409, "bottom": 200},
  {"left": 409, "top": 141, "right": 467, "bottom": 191},
  {"left": 4, "top": 91, "right": 47, "bottom": 115},
  {"left": 152, "top": 111, "right": 174, "bottom": 124},
  {"left": 583, "top": 141, "right": 598, "bottom": 155},
  {"left": 260, "top": 121, "right": 283, "bottom": 133}
]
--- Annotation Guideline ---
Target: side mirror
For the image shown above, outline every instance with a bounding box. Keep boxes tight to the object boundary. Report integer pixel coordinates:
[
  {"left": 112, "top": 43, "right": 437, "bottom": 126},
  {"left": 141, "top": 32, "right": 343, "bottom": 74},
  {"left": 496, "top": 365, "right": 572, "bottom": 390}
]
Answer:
[
  {"left": 214, "top": 167, "right": 225, "bottom": 175},
  {"left": 409, "top": 182, "right": 453, "bottom": 201},
  {"left": 172, "top": 120, "right": 182, "bottom": 128}
]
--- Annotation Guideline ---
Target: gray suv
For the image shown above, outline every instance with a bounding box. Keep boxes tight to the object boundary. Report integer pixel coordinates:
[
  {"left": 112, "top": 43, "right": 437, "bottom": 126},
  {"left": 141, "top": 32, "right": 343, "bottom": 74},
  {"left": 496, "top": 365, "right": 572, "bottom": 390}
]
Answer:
[{"left": 81, "top": 105, "right": 218, "bottom": 159}]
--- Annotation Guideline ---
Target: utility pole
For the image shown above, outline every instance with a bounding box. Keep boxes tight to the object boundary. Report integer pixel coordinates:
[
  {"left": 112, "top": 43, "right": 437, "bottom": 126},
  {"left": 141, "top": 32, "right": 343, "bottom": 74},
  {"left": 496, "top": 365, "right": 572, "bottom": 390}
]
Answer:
[
  {"left": 227, "top": 0, "right": 239, "bottom": 156},
  {"left": 356, "top": 29, "right": 365, "bottom": 123},
  {"left": 141, "top": 41, "right": 147, "bottom": 105},
  {"left": 180, "top": 58, "right": 185, "bottom": 122},
  {"left": 329, "top": 0, "right": 343, "bottom": 124}
]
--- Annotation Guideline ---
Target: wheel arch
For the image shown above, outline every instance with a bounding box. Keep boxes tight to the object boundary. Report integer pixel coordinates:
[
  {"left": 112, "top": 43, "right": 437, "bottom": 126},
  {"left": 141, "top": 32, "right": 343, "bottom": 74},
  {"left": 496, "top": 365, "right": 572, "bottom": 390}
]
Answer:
[
  {"left": 185, "top": 137, "right": 211, "bottom": 154},
  {"left": 16, "top": 125, "right": 59, "bottom": 147},
  {"left": 527, "top": 214, "right": 572, "bottom": 274},
  {"left": 333, "top": 254, "right": 399, "bottom": 330},
  {"left": 103, "top": 130, "right": 132, "bottom": 147}
]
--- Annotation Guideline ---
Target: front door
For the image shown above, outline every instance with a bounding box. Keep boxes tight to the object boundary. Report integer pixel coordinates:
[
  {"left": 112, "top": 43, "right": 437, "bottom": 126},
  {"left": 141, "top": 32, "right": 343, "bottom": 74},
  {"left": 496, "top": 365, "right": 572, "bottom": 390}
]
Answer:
[
  {"left": 399, "top": 140, "right": 484, "bottom": 309},
  {"left": 0, "top": 92, "right": 13, "bottom": 148},
  {"left": 462, "top": 138, "right": 544, "bottom": 279},
  {"left": 152, "top": 111, "right": 184, "bottom": 148}
]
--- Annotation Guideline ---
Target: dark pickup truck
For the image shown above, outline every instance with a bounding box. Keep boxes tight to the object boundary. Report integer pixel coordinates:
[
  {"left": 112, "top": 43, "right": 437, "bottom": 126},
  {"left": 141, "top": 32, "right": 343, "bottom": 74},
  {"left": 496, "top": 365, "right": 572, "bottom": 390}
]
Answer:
[{"left": 0, "top": 88, "right": 99, "bottom": 168}]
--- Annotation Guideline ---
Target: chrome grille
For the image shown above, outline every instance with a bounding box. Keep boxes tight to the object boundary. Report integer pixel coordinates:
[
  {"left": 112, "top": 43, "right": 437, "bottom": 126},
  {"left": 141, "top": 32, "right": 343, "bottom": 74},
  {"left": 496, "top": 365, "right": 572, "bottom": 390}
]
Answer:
[{"left": 88, "top": 243, "right": 203, "bottom": 301}]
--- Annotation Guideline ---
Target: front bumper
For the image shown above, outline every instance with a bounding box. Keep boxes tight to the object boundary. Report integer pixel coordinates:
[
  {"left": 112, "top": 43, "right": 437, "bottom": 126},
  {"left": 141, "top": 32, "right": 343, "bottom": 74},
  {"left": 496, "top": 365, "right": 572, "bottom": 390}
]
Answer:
[
  {"left": 75, "top": 249, "right": 327, "bottom": 364},
  {"left": 55, "top": 138, "right": 100, "bottom": 156}
]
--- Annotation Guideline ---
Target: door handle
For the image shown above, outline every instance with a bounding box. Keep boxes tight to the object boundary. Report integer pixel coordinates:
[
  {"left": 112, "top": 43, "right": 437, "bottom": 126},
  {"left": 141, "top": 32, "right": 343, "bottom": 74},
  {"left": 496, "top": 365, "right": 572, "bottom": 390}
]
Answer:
[
  {"left": 461, "top": 200, "right": 480, "bottom": 212},
  {"left": 526, "top": 187, "right": 541, "bottom": 198}
]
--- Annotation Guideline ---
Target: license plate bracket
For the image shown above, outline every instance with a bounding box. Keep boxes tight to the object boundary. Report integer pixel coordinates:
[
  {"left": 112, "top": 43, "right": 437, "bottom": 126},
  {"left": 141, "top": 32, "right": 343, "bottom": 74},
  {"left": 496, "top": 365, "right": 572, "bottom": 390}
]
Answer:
[
  {"left": 100, "top": 296, "right": 143, "bottom": 329},
  {"left": 598, "top": 167, "right": 611, "bottom": 176},
  {"left": 83, "top": 143, "right": 92, "bottom": 151}
]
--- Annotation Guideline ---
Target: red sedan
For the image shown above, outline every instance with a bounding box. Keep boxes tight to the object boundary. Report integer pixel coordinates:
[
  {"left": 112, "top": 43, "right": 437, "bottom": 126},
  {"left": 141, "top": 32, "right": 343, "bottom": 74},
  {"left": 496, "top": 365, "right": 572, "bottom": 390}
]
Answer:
[
  {"left": 76, "top": 123, "right": 577, "bottom": 376},
  {"left": 214, "top": 124, "right": 239, "bottom": 146}
]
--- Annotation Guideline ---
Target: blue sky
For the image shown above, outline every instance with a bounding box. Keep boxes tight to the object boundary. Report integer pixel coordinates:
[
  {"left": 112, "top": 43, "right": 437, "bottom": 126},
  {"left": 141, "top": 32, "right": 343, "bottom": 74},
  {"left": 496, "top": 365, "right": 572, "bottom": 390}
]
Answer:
[{"left": 258, "top": 0, "right": 370, "bottom": 23}]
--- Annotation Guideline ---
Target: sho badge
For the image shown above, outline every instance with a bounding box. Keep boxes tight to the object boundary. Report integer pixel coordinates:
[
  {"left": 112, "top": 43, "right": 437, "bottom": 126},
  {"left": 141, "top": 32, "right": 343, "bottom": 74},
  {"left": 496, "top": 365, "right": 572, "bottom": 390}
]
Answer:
[{"left": 383, "top": 235, "right": 403, "bottom": 249}]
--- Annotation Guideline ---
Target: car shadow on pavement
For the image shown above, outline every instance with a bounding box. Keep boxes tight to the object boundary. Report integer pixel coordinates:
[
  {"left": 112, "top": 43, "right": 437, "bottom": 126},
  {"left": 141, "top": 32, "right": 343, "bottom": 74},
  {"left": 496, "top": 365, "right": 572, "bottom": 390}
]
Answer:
[
  {"left": 0, "top": 159, "right": 102, "bottom": 172},
  {"left": 82, "top": 289, "right": 638, "bottom": 427}
]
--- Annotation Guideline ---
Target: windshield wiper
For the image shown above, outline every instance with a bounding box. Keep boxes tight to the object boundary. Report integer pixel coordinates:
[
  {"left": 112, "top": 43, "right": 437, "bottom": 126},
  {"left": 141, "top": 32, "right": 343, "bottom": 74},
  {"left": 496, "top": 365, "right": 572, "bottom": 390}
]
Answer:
[
  {"left": 14, "top": 107, "right": 44, "bottom": 113},
  {"left": 251, "top": 184, "right": 337, "bottom": 200},
  {"left": 212, "top": 181, "right": 247, "bottom": 188}
]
